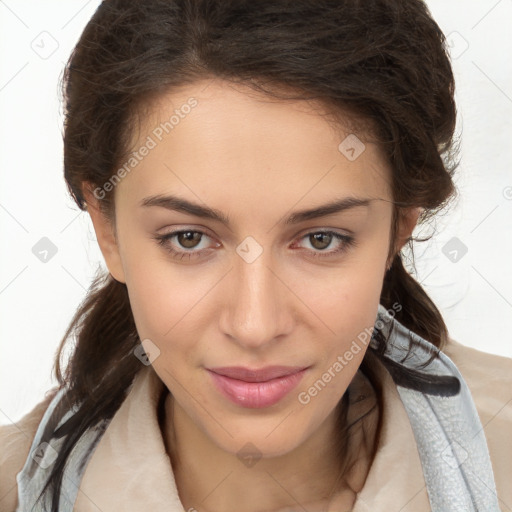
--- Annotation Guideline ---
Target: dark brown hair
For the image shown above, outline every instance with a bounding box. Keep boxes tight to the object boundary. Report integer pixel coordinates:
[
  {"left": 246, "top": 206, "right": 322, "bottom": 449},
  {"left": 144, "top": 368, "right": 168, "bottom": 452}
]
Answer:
[{"left": 36, "top": 0, "right": 459, "bottom": 509}]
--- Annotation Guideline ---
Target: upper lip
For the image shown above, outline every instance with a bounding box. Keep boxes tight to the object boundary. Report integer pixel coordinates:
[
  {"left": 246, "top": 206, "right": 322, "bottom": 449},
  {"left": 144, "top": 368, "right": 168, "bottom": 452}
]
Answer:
[{"left": 207, "top": 366, "right": 308, "bottom": 382}]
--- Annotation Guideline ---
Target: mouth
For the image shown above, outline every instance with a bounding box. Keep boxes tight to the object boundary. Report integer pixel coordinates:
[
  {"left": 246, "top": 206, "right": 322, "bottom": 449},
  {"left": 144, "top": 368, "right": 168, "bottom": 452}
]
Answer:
[{"left": 206, "top": 366, "right": 309, "bottom": 408}]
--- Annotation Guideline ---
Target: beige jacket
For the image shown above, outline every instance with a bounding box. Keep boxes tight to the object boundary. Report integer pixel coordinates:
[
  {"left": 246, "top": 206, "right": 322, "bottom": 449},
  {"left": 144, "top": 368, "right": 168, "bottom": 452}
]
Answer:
[{"left": 1, "top": 337, "right": 511, "bottom": 511}]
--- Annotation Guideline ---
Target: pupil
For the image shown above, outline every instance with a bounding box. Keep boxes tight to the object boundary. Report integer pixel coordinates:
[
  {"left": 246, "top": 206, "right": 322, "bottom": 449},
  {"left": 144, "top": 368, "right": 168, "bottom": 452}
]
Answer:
[
  {"left": 311, "top": 233, "right": 331, "bottom": 250},
  {"left": 179, "top": 231, "right": 201, "bottom": 248}
]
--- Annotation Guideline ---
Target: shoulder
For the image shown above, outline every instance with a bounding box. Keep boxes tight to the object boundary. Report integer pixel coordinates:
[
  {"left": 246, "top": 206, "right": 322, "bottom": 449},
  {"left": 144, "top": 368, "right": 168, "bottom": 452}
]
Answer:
[
  {"left": 442, "top": 336, "right": 512, "bottom": 416},
  {"left": 442, "top": 337, "right": 512, "bottom": 510},
  {"left": 443, "top": 336, "right": 512, "bottom": 380},
  {"left": 0, "top": 388, "right": 59, "bottom": 512}
]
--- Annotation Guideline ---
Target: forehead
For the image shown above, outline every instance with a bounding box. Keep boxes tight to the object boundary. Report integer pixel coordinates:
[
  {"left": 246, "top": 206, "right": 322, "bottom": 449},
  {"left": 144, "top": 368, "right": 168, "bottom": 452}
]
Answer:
[{"left": 116, "top": 79, "right": 392, "bottom": 209}]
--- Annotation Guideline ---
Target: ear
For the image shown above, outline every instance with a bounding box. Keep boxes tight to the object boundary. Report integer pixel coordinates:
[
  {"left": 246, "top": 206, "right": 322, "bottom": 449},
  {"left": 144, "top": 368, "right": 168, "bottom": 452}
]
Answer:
[
  {"left": 82, "top": 183, "right": 126, "bottom": 284},
  {"left": 387, "top": 207, "right": 422, "bottom": 268}
]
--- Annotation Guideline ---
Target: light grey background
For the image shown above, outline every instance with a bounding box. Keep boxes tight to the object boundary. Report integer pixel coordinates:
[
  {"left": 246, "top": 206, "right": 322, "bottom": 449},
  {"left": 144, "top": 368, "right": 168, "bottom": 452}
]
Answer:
[{"left": 1, "top": 0, "right": 511, "bottom": 425}]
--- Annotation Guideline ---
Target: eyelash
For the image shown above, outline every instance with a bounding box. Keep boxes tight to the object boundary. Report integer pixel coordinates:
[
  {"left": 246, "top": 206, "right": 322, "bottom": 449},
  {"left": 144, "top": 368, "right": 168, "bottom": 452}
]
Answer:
[{"left": 153, "top": 229, "right": 357, "bottom": 261}]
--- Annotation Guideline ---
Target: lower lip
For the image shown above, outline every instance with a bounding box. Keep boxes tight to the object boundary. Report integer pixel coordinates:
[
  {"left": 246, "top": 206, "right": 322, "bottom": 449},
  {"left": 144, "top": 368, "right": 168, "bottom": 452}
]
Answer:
[{"left": 207, "top": 369, "right": 307, "bottom": 408}]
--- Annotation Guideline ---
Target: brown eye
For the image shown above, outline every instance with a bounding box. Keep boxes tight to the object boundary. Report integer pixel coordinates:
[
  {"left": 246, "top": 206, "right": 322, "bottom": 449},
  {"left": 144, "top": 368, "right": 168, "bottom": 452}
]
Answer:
[
  {"left": 309, "top": 232, "right": 333, "bottom": 250},
  {"left": 154, "top": 229, "right": 220, "bottom": 261},
  {"left": 293, "top": 230, "right": 356, "bottom": 260},
  {"left": 177, "top": 231, "right": 203, "bottom": 248}
]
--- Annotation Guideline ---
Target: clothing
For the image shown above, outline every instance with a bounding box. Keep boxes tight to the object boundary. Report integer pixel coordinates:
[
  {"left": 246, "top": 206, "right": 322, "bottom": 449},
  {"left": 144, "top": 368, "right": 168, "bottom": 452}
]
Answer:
[{"left": 1, "top": 305, "right": 511, "bottom": 511}]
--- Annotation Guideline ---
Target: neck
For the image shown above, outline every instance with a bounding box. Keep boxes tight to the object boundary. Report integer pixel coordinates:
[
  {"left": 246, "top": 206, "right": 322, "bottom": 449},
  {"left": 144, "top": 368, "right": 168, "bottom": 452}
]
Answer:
[{"left": 162, "top": 378, "right": 378, "bottom": 512}]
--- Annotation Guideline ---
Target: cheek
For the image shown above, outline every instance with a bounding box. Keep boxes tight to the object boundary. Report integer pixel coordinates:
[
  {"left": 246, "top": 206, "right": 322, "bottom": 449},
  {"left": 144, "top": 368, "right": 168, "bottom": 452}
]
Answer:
[
  {"left": 121, "top": 247, "right": 208, "bottom": 347},
  {"left": 298, "top": 247, "right": 385, "bottom": 378},
  {"left": 309, "top": 284, "right": 379, "bottom": 374},
  {"left": 297, "top": 254, "right": 384, "bottom": 334},
  {"left": 296, "top": 286, "right": 379, "bottom": 414}
]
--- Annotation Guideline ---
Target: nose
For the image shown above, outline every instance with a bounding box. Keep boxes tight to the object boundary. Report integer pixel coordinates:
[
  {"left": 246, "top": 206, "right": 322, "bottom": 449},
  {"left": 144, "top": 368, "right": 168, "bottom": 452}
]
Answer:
[{"left": 219, "top": 249, "right": 294, "bottom": 350}]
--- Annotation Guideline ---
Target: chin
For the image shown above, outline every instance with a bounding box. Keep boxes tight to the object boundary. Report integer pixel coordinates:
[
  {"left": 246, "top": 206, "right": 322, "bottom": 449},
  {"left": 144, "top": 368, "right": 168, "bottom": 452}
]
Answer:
[
  {"left": 201, "top": 410, "right": 313, "bottom": 461},
  {"left": 215, "top": 429, "right": 304, "bottom": 461}
]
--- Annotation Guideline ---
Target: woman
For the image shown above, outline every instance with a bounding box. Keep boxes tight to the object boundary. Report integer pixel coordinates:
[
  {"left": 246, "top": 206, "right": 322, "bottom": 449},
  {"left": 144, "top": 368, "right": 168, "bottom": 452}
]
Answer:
[{"left": 1, "top": 1, "right": 511, "bottom": 511}]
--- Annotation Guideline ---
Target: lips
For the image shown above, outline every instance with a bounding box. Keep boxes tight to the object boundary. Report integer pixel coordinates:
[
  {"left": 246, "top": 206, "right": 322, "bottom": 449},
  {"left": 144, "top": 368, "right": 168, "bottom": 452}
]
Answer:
[
  {"left": 209, "top": 365, "right": 307, "bottom": 382},
  {"left": 207, "top": 365, "right": 308, "bottom": 408}
]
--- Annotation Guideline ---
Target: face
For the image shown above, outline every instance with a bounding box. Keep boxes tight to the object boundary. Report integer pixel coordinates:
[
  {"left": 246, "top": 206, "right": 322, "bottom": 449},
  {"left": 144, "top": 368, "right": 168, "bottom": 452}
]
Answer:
[{"left": 87, "top": 79, "right": 410, "bottom": 459}]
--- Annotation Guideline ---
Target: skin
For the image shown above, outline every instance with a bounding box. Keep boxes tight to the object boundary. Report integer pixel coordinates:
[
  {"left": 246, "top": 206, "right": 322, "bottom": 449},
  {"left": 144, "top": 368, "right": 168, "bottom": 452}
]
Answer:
[{"left": 84, "top": 78, "right": 419, "bottom": 512}]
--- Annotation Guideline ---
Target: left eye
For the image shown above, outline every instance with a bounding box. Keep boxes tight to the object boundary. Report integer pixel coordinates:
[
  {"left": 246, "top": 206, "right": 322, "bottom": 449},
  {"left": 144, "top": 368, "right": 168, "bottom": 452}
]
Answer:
[
  {"left": 153, "top": 229, "right": 355, "bottom": 260},
  {"left": 294, "top": 231, "right": 356, "bottom": 258}
]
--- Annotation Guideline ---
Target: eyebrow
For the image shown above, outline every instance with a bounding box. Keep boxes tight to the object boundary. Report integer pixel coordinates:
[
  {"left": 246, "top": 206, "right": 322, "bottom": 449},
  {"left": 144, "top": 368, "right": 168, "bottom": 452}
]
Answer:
[{"left": 140, "top": 194, "right": 371, "bottom": 226}]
